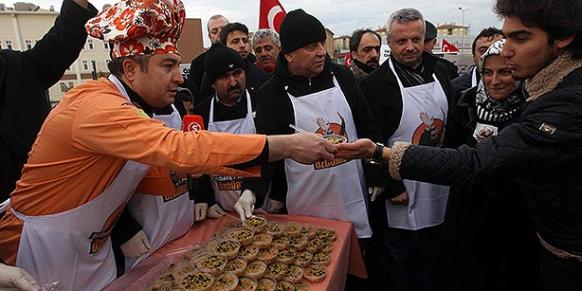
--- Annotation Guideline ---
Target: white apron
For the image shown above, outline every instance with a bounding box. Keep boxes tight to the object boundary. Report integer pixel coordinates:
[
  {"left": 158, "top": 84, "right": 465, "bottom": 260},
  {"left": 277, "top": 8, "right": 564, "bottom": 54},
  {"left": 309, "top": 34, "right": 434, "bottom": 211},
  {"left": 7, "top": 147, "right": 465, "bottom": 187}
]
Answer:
[
  {"left": 12, "top": 75, "right": 150, "bottom": 291},
  {"left": 125, "top": 105, "right": 194, "bottom": 271},
  {"left": 284, "top": 76, "right": 372, "bottom": 238},
  {"left": 386, "top": 58, "right": 450, "bottom": 230},
  {"left": 208, "top": 91, "right": 256, "bottom": 211}
]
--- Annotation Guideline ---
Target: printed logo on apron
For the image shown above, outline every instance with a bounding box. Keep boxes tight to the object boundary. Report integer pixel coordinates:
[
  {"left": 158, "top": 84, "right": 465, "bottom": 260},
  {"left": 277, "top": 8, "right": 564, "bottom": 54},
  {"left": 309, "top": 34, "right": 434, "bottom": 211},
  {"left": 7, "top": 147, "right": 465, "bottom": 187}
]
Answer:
[
  {"left": 412, "top": 111, "right": 446, "bottom": 146},
  {"left": 313, "top": 113, "right": 349, "bottom": 170},
  {"left": 89, "top": 202, "right": 127, "bottom": 255},
  {"left": 162, "top": 183, "right": 188, "bottom": 202},
  {"left": 207, "top": 90, "right": 256, "bottom": 211},
  {"left": 212, "top": 175, "right": 244, "bottom": 191}
]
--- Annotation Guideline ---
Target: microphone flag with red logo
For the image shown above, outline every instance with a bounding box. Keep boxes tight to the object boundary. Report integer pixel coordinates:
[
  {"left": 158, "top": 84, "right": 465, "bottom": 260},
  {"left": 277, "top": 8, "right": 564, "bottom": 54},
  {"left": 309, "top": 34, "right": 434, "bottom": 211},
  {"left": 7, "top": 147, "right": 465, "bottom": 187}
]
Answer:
[
  {"left": 182, "top": 115, "right": 205, "bottom": 133},
  {"left": 259, "top": 0, "right": 287, "bottom": 32},
  {"left": 442, "top": 39, "right": 460, "bottom": 53}
]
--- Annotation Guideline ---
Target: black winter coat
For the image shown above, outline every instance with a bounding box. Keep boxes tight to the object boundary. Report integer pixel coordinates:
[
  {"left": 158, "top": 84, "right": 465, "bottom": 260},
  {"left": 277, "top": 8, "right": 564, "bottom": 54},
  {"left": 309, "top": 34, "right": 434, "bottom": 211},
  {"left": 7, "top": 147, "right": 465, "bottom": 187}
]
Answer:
[
  {"left": 242, "top": 55, "right": 384, "bottom": 202},
  {"left": 433, "top": 85, "right": 540, "bottom": 291},
  {"left": 0, "top": 0, "right": 97, "bottom": 201},
  {"left": 398, "top": 67, "right": 582, "bottom": 256}
]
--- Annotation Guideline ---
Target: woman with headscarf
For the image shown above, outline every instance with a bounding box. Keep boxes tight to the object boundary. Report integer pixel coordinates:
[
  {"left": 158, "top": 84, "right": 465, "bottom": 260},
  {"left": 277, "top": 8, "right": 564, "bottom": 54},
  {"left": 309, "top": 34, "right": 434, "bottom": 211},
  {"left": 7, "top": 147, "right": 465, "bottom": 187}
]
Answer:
[{"left": 432, "top": 39, "right": 541, "bottom": 291}]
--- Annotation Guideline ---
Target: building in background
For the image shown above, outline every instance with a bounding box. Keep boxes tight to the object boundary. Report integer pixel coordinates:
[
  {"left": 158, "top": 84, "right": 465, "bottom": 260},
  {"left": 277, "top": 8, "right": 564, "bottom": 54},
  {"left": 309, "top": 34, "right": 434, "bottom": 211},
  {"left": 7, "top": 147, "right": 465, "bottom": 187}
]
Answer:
[
  {"left": 0, "top": 2, "right": 203, "bottom": 105},
  {"left": 324, "top": 28, "right": 334, "bottom": 56},
  {"left": 436, "top": 22, "right": 471, "bottom": 54}
]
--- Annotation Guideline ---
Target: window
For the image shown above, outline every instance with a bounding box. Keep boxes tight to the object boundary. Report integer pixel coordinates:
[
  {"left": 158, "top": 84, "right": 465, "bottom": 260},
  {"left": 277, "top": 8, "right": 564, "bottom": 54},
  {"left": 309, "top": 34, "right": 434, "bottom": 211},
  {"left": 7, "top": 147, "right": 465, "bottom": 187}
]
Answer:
[
  {"left": 104, "top": 42, "right": 109, "bottom": 49},
  {"left": 5, "top": 40, "right": 12, "bottom": 50},
  {"left": 60, "top": 81, "right": 75, "bottom": 93},
  {"left": 82, "top": 60, "right": 88, "bottom": 71},
  {"left": 87, "top": 39, "right": 94, "bottom": 49},
  {"left": 25, "top": 40, "right": 32, "bottom": 50}
]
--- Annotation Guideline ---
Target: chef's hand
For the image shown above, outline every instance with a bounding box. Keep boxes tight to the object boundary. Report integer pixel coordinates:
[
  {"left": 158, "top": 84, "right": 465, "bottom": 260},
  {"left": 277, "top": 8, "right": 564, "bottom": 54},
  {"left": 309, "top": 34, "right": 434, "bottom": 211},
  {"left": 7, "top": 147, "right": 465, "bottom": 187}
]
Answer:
[
  {"left": 267, "top": 133, "right": 335, "bottom": 164},
  {"left": 335, "top": 138, "right": 376, "bottom": 160},
  {"left": 120, "top": 230, "right": 151, "bottom": 258},
  {"left": 368, "top": 186, "right": 385, "bottom": 202},
  {"left": 234, "top": 190, "right": 256, "bottom": 221},
  {"left": 267, "top": 199, "right": 284, "bottom": 213},
  {"left": 208, "top": 204, "right": 226, "bottom": 218},
  {"left": 390, "top": 191, "right": 409, "bottom": 205},
  {"left": 0, "top": 263, "right": 40, "bottom": 291},
  {"left": 194, "top": 203, "right": 208, "bottom": 221}
]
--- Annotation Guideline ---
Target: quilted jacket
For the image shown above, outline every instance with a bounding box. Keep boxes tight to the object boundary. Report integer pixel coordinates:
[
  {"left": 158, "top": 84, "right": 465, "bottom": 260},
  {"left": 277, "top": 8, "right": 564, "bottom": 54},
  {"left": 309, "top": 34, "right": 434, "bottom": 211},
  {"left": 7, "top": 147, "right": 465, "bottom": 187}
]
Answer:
[{"left": 394, "top": 65, "right": 582, "bottom": 255}]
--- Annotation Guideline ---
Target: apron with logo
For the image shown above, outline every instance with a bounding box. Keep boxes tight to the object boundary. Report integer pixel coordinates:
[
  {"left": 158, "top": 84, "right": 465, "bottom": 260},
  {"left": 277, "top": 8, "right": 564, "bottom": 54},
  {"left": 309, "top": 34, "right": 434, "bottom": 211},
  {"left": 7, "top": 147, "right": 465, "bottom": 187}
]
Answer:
[
  {"left": 12, "top": 75, "right": 150, "bottom": 290},
  {"left": 125, "top": 104, "right": 194, "bottom": 271},
  {"left": 386, "top": 58, "right": 450, "bottom": 230},
  {"left": 284, "top": 76, "right": 372, "bottom": 238},
  {"left": 208, "top": 91, "right": 256, "bottom": 211}
]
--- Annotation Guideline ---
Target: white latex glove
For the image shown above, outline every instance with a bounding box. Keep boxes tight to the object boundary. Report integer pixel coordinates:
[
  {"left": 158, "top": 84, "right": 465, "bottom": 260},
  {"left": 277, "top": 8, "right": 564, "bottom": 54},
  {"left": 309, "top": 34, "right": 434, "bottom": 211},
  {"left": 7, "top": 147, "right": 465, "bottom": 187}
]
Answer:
[
  {"left": 234, "top": 190, "right": 256, "bottom": 221},
  {"left": 208, "top": 204, "right": 226, "bottom": 218},
  {"left": 267, "top": 199, "right": 284, "bottom": 213},
  {"left": 0, "top": 263, "right": 41, "bottom": 291},
  {"left": 368, "top": 186, "right": 385, "bottom": 202},
  {"left": 194, "top": 203, "right": 208, "bottom": 221},
  {"left": 390, "top": 191, "right": 409, "bottom": 206},
  {"left": 120, "top": 230, "right": 151, "bottom": 258}
]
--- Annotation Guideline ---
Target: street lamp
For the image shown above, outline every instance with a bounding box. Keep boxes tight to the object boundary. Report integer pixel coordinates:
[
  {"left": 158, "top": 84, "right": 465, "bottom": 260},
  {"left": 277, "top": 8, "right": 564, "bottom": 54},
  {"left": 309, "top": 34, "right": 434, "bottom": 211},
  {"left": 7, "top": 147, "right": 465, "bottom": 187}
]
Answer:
[{"left": 458, "top": 6, "right": 467, "bottom": 53}]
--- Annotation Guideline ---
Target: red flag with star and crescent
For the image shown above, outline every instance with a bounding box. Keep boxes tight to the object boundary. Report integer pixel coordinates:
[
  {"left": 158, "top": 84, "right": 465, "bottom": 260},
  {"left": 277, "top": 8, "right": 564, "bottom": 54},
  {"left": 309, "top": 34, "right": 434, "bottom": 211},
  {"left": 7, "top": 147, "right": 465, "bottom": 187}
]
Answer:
[
  {"left": 442, "top": 39, "right": 460, "bottom": 53},
  {"left": 259, "top": 0, "right": 287, "bottom": 33}
]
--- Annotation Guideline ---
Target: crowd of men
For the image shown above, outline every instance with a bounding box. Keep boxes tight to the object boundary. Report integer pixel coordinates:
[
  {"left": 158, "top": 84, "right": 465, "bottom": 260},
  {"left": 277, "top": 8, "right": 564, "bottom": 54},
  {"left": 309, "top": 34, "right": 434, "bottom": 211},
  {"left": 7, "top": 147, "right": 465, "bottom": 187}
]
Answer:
[{"left": 0, "top": 0, "right": 580, "bottom": 290}]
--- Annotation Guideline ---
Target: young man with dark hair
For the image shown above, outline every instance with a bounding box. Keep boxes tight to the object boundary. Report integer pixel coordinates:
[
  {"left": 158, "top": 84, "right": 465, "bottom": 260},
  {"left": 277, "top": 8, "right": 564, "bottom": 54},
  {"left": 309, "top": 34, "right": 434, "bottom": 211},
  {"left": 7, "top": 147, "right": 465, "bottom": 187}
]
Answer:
[
  {"left": 451, "top": 27, "right": 504, "bottom": 92},
  {"left": 340, "top": 0, "right": 582, "bottom": 290},
  {"left": 349, "top": 29, "right": 381, "bottom": 81}
]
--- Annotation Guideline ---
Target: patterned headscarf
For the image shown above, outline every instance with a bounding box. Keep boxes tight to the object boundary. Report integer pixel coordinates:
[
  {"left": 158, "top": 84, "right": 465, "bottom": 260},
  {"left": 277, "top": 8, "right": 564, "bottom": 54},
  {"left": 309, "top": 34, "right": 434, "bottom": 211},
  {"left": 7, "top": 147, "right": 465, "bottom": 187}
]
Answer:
[
  {"left": 85, "top": 0, "right": 186, "bottom": 59},
  {"left": 474, "top": 39, "right": 524, "bottom": 123}
]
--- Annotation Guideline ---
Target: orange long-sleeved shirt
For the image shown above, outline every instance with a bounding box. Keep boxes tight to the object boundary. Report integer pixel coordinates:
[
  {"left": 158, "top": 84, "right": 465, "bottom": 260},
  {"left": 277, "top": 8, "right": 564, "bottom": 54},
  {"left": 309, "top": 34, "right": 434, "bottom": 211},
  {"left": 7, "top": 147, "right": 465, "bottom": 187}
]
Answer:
[{"left": 0, "top": 78, "right": 266, "bottom": 264}]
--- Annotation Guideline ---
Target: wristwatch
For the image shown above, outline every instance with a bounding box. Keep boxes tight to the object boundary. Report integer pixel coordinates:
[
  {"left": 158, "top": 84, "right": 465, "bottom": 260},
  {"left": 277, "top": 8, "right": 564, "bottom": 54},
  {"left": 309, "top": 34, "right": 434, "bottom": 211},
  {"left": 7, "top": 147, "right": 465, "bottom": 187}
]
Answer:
[{"left": 366, "top": 143, "right": 385, "bottom": 165}]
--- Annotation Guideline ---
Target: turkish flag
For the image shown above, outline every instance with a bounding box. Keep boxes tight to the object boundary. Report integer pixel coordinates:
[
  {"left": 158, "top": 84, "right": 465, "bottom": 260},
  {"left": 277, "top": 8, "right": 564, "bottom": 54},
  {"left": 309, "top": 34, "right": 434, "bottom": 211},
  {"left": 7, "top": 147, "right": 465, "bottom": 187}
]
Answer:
[
  {"left": 442, "top": 39, "right": 460, "bottom": 53},
  {"left": 259, "top": 0, "right": 287, "bottom": 32},
  {"left": 344, "top": 53, "right": 352, "bottom": 68}
]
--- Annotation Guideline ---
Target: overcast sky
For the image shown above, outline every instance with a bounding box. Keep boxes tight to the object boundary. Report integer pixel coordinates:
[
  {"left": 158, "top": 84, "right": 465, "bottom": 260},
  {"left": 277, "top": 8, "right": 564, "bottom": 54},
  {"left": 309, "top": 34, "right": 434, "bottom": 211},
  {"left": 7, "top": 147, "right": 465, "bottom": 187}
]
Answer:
[{"left": 35, "top": 0, "right": 502, "bottom": 47}]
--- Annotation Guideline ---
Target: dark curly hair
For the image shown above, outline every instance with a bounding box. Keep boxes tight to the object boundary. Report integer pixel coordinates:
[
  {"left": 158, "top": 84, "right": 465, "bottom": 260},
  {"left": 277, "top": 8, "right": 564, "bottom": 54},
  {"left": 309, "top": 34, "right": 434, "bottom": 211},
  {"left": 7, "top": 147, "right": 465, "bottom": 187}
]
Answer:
[
  {"left": 219, "top": 23, "right": 249, "bottom": 45},
  {"left": 495, "top": 0, "right": 582, "bottom": 59}
]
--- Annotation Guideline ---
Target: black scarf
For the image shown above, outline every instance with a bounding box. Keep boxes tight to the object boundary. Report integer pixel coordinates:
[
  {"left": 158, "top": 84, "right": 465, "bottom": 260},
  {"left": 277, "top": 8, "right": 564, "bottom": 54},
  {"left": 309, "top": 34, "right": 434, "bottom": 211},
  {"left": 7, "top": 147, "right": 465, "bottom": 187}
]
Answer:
[{"left": 475, "top": 80, "right": 524, "bottom": 123}]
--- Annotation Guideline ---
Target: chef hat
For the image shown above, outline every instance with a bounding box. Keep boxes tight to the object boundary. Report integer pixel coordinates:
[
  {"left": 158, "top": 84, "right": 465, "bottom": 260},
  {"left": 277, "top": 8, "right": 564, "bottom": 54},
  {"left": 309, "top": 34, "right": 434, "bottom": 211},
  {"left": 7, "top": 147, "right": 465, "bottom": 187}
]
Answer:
[{"left": 85, "top": 0, "right": 185, "bottom": 59}]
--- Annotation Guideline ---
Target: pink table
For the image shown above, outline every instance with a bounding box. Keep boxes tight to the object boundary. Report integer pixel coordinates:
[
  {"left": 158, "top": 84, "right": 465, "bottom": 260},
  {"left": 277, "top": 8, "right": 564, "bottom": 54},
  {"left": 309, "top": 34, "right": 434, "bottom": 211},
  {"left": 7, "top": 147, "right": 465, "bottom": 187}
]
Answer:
[{"left": 104, "top": 213, "right": 367, "bottom": 291}]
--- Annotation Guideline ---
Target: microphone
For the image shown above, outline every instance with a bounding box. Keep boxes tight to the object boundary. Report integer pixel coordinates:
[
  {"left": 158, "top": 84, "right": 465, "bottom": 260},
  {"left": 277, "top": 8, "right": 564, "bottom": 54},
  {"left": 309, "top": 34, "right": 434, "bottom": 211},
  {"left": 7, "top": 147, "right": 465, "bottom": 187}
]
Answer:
[
  {"left": 182, "top": 115, "right": 205, "bottom": 204},
  {"left": 182, "top": 114, "right": 205, "bottom": 132}
]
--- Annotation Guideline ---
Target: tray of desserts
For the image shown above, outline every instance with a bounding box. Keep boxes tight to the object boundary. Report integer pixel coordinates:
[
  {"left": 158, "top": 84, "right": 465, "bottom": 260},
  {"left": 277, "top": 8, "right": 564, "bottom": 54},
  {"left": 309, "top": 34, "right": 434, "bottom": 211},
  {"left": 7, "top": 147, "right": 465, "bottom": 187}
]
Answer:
[{"left": 139, "top": 216, "right": 338, "bottom": 291}]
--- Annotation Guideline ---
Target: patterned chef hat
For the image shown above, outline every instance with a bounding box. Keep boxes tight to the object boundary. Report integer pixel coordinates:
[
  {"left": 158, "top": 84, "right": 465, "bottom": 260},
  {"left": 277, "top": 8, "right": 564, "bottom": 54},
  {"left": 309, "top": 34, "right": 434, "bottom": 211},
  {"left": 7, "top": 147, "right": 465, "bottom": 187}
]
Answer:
[{"left": 85, "top": 0, "right": 186, "bottom": 59}]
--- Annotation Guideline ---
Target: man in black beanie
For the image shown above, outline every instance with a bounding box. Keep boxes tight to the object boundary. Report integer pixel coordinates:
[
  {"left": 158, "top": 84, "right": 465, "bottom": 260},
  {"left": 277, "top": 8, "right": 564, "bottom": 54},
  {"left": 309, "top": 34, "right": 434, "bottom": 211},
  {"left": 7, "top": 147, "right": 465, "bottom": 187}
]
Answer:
[
  {"left": 192, "top": 44, "right": 260, "bottom": 221},
  {"left": 241, "top": 9, "right": 388, "bottom": 289},
  {"left": 424, "top": 20, "right": 459, "bottom": 80}
]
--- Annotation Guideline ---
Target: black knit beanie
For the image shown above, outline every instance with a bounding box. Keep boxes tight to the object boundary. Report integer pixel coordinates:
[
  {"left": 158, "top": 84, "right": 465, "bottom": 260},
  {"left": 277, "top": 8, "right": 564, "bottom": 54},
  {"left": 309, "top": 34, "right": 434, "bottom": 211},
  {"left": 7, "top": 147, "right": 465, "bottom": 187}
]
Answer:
[
  {"left": 280, "top": 9, "right": 327, "bottom": 54},
  {"left": 205, "top": 44, "right": 245, "bottom": 84}
]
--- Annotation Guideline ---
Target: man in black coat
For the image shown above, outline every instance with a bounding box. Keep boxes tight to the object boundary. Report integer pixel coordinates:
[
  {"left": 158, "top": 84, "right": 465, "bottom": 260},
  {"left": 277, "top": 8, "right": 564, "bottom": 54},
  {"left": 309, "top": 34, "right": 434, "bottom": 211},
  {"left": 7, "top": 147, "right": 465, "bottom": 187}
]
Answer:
[
  {"left": 0, "top": 0, "right": 97, "bottom": 203},
  {"left": 424, "top": 20, "right": 459, "bottom": 81},
  {"left": 359, "top": 9, "right": 456, "bottom": 291}
]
